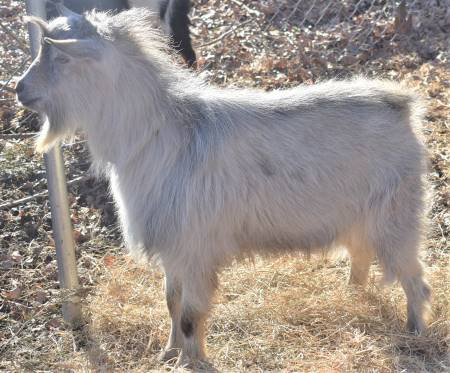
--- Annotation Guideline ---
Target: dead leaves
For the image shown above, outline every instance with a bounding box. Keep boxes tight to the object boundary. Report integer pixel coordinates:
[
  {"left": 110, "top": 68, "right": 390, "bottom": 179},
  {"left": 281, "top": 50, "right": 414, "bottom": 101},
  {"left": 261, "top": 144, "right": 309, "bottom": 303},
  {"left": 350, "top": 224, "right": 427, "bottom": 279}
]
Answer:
[
  {"left": 103, "top": 254, "right": 117, "bottom": 268},
  {"left": 2, "top": 285, "right": 22, "bottom": 300}
]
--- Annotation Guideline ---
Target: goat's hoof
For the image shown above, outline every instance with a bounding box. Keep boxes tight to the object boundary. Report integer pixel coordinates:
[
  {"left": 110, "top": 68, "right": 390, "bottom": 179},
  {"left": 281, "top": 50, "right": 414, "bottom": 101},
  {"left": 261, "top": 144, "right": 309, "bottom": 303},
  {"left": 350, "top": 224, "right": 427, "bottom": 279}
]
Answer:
[
  {"left": 348, "top": 279, "right": 366, "bottom": 287},
  {"left": 406, "top": 319, "right": 425, "bottom": 335},
  {"left": 158, "top": 348, "right": 180, "bottom": 363},
  {"left": 175, "top": 353, "right": 200, "bottom": 369},
  {"left": 348, "top": 273, "right": 368, "bottom": 287},
  {"left": 175, "top": 353, "right": 191, "bottom": 368},
  {"left": 175, "top": 355, "right": 215, "bottom": 372}
]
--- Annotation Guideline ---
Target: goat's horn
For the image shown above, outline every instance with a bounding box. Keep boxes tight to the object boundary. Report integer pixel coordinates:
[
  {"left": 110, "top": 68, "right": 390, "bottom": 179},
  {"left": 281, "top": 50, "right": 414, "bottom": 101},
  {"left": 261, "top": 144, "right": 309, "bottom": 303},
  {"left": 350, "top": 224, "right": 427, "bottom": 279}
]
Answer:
[
  {"left": 44, "top": 37, "right": 78, "bottom": 46},
  {"left": 44, "top": 37, "right": 101, "bottom": 60}
]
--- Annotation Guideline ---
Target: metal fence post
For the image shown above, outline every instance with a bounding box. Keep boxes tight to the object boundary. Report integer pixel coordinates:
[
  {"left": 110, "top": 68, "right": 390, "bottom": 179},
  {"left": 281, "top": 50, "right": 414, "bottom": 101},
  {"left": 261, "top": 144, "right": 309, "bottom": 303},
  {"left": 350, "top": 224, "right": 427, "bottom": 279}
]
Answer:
[{"left": 25, "top": 0, "right": 82, "bottom": 327}]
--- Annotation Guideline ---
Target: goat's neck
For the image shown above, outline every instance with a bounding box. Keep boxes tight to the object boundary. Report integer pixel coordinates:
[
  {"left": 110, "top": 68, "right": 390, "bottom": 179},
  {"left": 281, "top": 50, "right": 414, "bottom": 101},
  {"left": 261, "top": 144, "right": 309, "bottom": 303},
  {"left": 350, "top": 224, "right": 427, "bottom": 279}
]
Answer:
[{"left": 84, "top": 59, "right": 183, "bottom": 170}]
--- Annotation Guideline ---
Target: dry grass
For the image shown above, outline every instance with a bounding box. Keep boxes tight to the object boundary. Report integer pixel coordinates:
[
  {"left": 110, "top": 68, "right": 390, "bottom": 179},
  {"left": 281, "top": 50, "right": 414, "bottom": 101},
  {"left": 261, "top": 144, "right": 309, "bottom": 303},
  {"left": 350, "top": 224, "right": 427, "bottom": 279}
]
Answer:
[
  {"left": 39, "top": 255, "right": 449, "bottom": 372},
  {"left": 1, "top": 0, "right": 449, "bottom": 372}
]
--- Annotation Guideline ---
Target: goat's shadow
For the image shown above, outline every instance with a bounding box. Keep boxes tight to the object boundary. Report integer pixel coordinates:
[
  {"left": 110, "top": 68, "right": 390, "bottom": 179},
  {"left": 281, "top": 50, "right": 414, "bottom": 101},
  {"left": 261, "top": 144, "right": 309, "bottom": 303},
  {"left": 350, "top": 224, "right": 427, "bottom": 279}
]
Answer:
[
  {"left": 70, "top": 321, "right": 220, "bottom": 372},
  {"left": 71, "top": 323, "right": 115, "bottom": 370}
]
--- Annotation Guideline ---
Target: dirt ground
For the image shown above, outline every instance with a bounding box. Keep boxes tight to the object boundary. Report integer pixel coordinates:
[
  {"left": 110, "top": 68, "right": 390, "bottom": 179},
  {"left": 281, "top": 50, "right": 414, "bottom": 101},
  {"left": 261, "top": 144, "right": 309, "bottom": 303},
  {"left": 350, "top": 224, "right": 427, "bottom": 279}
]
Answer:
[{"left": 0, "top": 0, "right": 449, "bottom": 372}]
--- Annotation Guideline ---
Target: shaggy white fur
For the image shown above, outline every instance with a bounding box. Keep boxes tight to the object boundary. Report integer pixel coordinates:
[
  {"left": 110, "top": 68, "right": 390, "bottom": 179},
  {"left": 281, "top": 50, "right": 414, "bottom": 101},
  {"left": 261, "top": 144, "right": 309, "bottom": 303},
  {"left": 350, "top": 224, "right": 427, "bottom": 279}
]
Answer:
[{"left": 17, "top": 8, "right": 430, "bottom": 365}]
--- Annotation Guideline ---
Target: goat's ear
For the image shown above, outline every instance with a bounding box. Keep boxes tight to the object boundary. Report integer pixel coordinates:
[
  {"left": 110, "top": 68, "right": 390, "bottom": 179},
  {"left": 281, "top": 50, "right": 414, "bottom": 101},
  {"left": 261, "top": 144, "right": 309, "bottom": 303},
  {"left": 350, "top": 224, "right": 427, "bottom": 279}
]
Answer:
[
  {"left": 50, "top": 0, "right": 82, "bottom": 18},
  {"left": 24, "top": 16, "right": 49, "bottom": 34},
  {"left": 44, "top": 37, "right": 102, "bottom": 60}
]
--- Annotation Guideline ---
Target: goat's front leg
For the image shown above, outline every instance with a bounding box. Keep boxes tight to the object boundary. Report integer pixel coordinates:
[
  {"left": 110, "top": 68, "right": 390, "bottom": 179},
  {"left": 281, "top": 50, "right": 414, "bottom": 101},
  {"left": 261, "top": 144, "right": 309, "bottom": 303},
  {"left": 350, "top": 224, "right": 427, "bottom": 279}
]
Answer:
[
  {"left": 159, "top": 272, "right": 182, "bottom": 363},
  {"left": 177, "top": 270, "right": 218, "bottom": 367}
]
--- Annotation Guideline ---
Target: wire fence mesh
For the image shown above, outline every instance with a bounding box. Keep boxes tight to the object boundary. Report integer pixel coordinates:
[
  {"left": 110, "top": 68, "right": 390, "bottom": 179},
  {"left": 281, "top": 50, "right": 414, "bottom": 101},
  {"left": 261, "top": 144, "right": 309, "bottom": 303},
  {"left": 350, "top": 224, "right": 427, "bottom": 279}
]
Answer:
[
  {"left": 267, "top": 0, "right": 450, "bottom": 47},
  {"left": 263, "top": 0, "right": 448, "bottom": 56}
]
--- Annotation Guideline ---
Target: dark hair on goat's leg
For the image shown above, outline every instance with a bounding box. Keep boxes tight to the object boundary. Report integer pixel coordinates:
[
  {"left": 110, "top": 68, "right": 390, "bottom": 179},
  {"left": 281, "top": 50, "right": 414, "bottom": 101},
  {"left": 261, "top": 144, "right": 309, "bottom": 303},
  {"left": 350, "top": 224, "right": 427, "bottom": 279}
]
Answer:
[{"left": 176, "top": 269, "right": 218, "bottom": 365}]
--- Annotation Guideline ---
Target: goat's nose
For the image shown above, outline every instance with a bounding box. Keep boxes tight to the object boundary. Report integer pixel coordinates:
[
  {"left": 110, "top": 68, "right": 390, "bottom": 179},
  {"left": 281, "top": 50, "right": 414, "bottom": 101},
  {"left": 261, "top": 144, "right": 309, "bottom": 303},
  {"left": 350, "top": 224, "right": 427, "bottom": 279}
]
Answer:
[{"left": 15, "top": 80, "right": 25, "bottom": 94}]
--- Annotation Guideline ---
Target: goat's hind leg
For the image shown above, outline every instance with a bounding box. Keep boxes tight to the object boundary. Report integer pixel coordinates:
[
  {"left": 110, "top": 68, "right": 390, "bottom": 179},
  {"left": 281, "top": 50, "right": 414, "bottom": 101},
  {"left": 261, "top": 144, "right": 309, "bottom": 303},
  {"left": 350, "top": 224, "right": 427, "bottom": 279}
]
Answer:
[
  {"left": 370, "top": 182, "right": 431, "bottom": 333},
  {"left": 380, "top": 245, "right": 431, "bottom": 333},
  {"left": 399, "top": 260, "right": 431, "bottom": 333},
  {"left": 374, "top": 233, "right": 430, "bottom": 333}
]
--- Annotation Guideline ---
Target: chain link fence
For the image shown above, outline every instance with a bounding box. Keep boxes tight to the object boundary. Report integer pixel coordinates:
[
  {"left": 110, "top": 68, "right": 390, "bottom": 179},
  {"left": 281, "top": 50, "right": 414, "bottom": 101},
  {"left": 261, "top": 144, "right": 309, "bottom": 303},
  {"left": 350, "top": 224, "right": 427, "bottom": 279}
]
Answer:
[{"left": 261, "top": 0, "right": 449, "bottom": 58}]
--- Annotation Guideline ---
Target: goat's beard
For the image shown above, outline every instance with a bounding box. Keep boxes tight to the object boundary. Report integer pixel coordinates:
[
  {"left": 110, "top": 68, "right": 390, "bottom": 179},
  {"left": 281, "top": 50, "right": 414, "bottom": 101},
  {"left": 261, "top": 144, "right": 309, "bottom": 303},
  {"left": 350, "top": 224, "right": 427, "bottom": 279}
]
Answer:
[
  {"left": 35, "top": 109, "right": 76, "bottom": 153},
  {"left": 35, "top": 116, "right": 60, "bottom": 153}
]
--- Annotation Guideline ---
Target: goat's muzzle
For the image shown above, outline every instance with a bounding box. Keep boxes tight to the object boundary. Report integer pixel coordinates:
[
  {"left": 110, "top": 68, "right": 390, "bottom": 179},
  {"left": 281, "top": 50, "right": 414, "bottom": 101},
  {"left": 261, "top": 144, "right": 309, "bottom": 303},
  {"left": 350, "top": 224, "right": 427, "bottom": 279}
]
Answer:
[{"left": 15, "top": 79, "right": 42, "bottom": 110}]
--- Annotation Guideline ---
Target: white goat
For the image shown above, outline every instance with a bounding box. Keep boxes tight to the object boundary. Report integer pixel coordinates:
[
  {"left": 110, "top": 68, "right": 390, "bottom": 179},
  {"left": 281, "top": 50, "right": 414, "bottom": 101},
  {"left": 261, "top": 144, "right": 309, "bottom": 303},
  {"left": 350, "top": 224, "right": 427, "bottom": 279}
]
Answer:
[{"left": 16, "top": 7, "right": 430, "bottom": 366}]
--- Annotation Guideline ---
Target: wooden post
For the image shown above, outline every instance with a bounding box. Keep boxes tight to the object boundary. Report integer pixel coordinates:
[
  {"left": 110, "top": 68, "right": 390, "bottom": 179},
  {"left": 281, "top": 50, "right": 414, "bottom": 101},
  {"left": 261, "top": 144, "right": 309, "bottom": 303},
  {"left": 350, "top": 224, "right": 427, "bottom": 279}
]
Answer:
[{"left": 25, "top": 0, "right": 82, "bottom": 327}]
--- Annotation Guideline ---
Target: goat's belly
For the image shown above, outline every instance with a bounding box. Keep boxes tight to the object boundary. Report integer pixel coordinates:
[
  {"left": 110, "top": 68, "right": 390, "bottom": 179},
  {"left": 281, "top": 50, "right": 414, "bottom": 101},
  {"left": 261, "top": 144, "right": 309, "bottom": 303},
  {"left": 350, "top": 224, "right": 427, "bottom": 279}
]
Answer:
[{"left": 237, "top": 224, "right": 341, "bottom": 255}]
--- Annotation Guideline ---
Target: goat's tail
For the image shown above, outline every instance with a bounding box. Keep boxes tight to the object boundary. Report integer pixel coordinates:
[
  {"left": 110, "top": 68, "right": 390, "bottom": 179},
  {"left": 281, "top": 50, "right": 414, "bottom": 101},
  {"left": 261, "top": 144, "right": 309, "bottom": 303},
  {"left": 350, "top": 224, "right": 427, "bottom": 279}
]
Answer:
[{"left": 372, "top": 78, "right": 427, "bottom": 132}]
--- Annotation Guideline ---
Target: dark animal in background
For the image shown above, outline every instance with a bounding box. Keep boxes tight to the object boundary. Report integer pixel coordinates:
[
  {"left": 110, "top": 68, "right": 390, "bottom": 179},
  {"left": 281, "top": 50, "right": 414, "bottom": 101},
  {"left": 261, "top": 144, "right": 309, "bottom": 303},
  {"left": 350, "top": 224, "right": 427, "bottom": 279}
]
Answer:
[{"left": 46, "top": 0, "right": 196, "bottom": 66}]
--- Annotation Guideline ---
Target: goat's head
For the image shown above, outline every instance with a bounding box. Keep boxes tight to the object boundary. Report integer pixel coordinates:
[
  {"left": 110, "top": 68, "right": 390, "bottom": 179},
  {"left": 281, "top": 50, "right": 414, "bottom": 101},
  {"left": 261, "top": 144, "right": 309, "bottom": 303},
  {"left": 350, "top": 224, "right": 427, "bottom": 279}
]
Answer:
[
  {"left": 17, "top": 4, "right": 171, "bottom": 152},
  {"left": 16, "top": 4, "right": 119, "bottom": 152}
]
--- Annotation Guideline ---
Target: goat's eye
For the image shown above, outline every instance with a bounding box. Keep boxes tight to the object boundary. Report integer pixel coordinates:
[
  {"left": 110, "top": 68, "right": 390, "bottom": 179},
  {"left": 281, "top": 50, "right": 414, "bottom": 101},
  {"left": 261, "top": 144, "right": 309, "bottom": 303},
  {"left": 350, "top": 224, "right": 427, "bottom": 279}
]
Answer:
[{"left": 54, "top": 55, "right": 70, "bottom": 64}]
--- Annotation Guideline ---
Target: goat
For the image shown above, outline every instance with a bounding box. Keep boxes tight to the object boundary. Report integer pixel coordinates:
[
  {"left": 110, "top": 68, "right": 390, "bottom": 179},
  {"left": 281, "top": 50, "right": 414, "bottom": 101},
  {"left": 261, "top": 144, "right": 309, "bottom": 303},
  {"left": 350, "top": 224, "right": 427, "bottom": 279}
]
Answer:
[
  {"left": 16, "top": 7, "right": 430, "bottom": 366},
  {"left": 46, "top": 0, "right": 196, "bottom": 66}
]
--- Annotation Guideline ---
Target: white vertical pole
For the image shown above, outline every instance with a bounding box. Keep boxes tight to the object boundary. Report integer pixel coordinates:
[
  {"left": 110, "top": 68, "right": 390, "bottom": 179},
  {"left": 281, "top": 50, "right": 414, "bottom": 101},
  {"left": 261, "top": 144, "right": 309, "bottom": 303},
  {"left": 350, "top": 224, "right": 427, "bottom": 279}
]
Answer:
[{"left": 25, "top": 0, "right": 82, "bottom": 327}]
